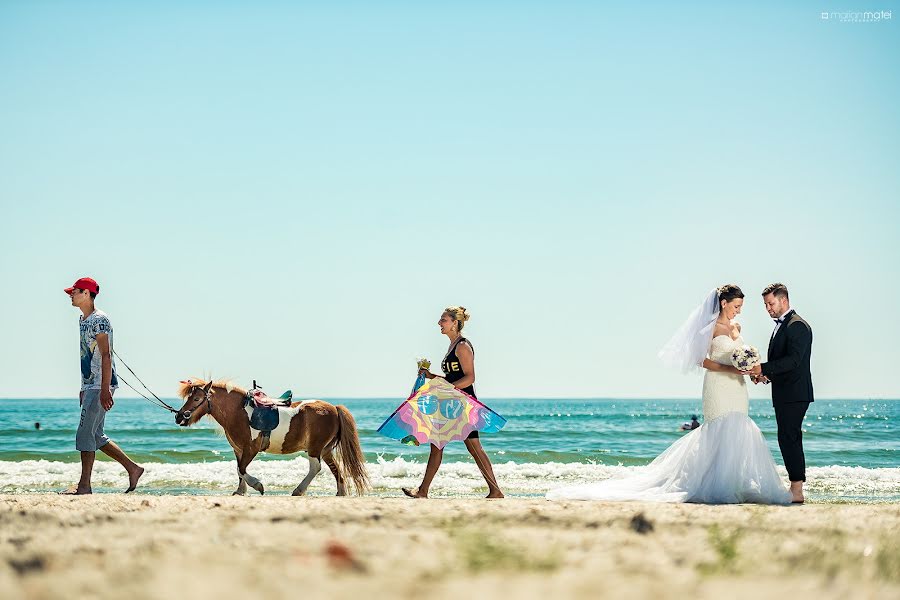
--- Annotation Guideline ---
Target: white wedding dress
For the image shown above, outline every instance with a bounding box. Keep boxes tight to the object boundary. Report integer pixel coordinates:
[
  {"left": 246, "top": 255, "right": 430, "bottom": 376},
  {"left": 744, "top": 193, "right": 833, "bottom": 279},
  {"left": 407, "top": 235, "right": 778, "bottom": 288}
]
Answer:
[{"left": 547, "top": 335, "right": 792, "bottom": 504}]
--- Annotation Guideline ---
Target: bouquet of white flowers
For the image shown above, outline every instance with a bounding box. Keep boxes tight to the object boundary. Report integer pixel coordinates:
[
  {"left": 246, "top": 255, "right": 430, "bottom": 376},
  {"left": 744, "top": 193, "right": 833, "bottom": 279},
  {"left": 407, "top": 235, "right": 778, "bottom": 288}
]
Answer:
[{"left": 731, "top": 345, "right": 761, "bottom": 371}]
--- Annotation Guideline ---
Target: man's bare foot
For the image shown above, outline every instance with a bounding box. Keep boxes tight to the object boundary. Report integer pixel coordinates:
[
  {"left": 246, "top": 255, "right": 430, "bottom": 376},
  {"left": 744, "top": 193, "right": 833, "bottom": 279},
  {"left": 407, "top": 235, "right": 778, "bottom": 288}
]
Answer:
[
  {"left": 486, "top": 490, "right": 504, "bottom": 499},
  {"left": 59, "top": 486, "right": 91, "bottom": 495},
  {"left": 790, "top": 483, "right": 804, "bottom": 504},
  {"left": 402, "top": 487, "right": 428, "bottom": 499},
  {"left": 125, "top": 466, "right": 145, "bottom": 493}
]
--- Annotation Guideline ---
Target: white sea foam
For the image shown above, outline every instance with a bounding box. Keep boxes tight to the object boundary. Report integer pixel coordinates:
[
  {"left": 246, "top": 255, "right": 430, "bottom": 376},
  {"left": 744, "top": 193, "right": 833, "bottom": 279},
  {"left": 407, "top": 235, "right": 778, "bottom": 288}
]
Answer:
[{"left": 1, "top": 457, "right": 898, "bottom": 501}]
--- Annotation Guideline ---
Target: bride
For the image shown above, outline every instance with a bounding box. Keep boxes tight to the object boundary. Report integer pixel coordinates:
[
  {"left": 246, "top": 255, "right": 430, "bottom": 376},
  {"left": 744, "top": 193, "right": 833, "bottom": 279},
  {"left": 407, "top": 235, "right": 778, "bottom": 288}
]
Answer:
[{"left": 547, "top": 284, "right": 792, "bottom": 504}]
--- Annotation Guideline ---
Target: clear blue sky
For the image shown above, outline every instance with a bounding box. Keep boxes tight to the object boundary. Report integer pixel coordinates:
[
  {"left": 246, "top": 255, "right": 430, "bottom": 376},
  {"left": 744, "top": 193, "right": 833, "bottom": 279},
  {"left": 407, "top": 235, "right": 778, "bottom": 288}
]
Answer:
[{"left": 1, "top": 1, "right": 898, "bottom": 399}]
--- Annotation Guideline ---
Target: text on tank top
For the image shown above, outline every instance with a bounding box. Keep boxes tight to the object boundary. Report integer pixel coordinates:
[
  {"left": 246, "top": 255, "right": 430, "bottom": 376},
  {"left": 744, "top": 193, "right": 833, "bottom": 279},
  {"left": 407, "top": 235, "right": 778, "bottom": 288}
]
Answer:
[{"left": 441, "top": 337, "right": 476, "bottom": 398}]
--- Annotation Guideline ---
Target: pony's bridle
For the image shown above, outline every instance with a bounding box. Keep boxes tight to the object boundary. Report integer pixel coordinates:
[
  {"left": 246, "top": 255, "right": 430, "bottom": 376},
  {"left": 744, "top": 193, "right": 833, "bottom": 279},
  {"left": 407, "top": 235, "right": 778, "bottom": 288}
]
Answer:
[{"left": 183, "top": 385, "right": 213, "bottom": 420}]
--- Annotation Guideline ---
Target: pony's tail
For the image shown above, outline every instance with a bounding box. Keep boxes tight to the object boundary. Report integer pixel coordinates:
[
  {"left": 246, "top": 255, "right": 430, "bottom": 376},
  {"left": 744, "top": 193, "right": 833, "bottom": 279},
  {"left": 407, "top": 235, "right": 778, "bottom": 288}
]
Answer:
[{"left": 335, "top": 405, "right": 371, "bottom": 496}]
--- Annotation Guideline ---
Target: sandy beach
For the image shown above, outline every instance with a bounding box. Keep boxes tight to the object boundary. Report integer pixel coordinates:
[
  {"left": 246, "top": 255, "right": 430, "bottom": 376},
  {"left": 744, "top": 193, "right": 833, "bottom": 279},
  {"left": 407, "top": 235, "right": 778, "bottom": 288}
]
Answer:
[{"left": 1, "top": 494, "right": 897, "bottom": 600}]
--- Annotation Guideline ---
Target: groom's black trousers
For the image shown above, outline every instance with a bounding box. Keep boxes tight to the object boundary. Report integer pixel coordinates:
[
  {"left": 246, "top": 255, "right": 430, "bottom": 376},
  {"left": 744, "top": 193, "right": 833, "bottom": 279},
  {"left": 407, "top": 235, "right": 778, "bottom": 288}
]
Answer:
[{"left": 774, "top": 402, "right": 810, "bottom": 482}]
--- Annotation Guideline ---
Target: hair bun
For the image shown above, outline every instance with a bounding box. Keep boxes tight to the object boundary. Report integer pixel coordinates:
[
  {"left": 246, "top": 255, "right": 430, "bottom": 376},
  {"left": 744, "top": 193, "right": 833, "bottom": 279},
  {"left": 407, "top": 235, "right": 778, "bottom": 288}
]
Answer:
[
  {"left": 716, "top": 284, "right": 745, "bottom": 303},
  {"left": 443, "top": 305, "right": 471, "bottom": 327}
]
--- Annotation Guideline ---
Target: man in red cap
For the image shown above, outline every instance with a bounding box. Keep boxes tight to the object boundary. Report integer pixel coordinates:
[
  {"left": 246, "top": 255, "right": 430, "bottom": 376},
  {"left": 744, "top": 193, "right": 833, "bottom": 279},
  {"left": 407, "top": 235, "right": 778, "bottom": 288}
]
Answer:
[{"left": 63, "top": 277, "right": 144, "bottom": 494}]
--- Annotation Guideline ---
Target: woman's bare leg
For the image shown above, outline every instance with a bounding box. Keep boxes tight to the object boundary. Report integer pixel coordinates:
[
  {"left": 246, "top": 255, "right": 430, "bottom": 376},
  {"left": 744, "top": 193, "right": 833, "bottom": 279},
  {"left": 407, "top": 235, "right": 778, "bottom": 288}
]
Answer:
[
  {"left": 464, "top": 438, "right": 503, "bottom": 498},
  {"left": 403, "top": 444, "right": 443, "bottom": 498}
]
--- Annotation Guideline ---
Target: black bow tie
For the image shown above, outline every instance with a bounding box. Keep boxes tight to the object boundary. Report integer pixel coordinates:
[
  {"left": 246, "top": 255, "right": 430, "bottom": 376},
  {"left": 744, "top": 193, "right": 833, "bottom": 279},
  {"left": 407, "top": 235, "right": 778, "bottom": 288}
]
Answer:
[{"left": 774, "top": 318, "right": 784, "bottom": 324}]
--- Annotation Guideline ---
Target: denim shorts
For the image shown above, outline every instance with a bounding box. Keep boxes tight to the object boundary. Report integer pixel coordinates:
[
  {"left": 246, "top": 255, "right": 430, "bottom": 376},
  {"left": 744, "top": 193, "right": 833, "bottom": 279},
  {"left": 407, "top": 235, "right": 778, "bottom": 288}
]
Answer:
[{"left": 76, "top": 389, "right": 111, "bottom": 451}]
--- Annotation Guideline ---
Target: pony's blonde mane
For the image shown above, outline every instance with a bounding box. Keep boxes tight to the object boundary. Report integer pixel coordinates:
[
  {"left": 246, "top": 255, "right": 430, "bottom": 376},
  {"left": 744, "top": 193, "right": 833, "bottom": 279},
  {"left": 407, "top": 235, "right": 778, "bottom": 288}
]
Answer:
[{"left": 178, "top": 378, "right": 248, "bottom": 399}]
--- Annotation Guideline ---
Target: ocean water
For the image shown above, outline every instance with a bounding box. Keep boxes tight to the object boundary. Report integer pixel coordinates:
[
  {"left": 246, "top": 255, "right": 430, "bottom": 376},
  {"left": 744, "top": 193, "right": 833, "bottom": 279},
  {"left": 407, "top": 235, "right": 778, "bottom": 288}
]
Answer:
[{"left": 0, "top": 398, "right": 897, "bottom": 502}]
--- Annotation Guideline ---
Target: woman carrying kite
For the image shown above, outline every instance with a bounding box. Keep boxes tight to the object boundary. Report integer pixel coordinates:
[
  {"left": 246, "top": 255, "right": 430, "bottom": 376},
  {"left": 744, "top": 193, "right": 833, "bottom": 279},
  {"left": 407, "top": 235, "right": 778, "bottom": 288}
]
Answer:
[{"left": 380, "top": 306, "right": 504, "bottom": 499}]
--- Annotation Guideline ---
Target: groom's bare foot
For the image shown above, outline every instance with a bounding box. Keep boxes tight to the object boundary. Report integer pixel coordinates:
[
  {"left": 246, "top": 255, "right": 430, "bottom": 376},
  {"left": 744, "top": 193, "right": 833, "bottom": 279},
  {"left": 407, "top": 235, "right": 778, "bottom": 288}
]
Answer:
[
  {"left": 125, "top": 466, "right": 145, "bottom": 493},
  {"left": 59, "top": 486, "right": 91, "bottom": 495},
  {"left": 790, "top": 482, "right": 804, "bottom": 504},
  {"left": 402, "top": 487, "right": 428, "bottom": 499}
]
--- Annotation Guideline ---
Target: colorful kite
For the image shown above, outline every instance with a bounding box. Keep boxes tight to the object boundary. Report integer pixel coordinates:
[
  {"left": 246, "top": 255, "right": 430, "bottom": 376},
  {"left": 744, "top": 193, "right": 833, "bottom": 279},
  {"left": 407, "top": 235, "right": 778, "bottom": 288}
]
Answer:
[{"left": 378, "top": 363, "right": 507, "bottom": 449}]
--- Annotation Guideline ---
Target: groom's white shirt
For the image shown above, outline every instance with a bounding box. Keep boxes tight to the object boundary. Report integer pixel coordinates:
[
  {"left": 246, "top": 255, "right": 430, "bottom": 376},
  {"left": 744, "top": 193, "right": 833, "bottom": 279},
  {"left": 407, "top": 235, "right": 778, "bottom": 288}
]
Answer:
[{"left": 771, "top": 308, "right": 794, "bottom": 339}]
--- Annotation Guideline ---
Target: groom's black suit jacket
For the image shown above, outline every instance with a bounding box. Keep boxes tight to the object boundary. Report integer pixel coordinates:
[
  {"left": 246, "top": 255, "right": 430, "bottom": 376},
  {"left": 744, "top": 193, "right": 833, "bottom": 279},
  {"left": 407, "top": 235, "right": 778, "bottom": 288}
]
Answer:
[{"left": 761, "top": 310, "right": 814, "bottom": 404}]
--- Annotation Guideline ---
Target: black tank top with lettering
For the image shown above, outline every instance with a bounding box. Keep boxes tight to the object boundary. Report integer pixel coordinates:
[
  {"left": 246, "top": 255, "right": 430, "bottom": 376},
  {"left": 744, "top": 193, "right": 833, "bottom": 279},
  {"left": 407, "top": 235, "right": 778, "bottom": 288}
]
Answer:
[{"left": 441, "top": 337, "right": 476, "bottom": 398}]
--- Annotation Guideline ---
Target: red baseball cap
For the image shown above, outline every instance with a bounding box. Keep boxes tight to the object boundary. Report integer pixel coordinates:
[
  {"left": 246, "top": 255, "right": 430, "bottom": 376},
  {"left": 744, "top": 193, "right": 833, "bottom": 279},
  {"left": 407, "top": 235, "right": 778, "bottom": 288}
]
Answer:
[{"left": 64, "top": 277, "right": 100, "bottom": 295}]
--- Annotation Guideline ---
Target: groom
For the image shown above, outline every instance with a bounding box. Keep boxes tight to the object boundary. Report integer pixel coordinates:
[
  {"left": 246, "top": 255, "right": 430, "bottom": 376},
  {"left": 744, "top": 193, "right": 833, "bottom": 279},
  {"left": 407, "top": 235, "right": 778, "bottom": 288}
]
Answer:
[{"left": 749, "top": 283, "right": 813, "bottom": 504}]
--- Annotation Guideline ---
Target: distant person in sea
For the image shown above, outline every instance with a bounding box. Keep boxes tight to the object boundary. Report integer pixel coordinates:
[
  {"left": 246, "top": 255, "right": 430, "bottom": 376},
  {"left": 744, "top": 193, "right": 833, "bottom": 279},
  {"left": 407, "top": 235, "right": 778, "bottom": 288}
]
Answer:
[
  {"left": 748, "top": 282, "right": 814, "bottom": 504},
  {"left": 34, "top": 422, "right": 40, "bottom": 430},
  {"left": 402, "top": 306, "right": 504, "bottom": 499},
  {"left": 61, "top": 277, "right": 144, "bottom": 495},
  {"left": 680, "top": 415, "right": 700, "bottom": 431}
]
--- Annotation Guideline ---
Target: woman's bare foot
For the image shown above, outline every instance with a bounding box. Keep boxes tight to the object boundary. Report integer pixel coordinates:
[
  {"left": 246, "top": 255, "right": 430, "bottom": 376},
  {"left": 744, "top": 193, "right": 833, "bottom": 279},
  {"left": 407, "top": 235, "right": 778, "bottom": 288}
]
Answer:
[
  {"left": 486, "top": 490, "right": 504, "bottom": 499},
  {"left": 125, "top": 466, "right": 145, "bottom": 493},
  {"left": 402, "top": 487, "right": 428, "bottom": 499},
  {"left": 59, "top": 486, "right": 91, "bottom": 495}
]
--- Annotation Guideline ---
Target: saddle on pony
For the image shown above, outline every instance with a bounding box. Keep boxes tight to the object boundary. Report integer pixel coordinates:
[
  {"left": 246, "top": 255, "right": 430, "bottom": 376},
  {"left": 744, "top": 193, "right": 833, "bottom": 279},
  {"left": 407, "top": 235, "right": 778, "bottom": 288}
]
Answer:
[{"left": 244, "top": 382, "right": 292, "bottom": 451}]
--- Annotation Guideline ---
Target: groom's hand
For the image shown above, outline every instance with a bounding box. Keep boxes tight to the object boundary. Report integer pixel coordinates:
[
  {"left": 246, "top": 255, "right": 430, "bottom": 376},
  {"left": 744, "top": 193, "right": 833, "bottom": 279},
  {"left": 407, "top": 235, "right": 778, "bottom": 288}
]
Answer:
[{"left": 748, "top": 364, "right": 763, "bottom": 376}]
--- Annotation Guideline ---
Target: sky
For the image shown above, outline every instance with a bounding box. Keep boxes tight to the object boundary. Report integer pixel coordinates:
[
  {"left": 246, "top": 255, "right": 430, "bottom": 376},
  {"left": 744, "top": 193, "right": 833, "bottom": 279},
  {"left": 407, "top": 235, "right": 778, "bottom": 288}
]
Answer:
[{"left": 1, "top": 1, "right": 898, "bottom": 399}]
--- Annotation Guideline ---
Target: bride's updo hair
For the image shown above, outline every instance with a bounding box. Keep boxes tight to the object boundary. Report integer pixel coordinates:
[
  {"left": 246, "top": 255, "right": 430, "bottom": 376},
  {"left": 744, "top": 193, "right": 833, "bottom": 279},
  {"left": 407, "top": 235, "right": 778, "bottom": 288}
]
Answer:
[
  {"left": 717, "top": 284, "right": 744, "bottom": 306},
  {"left": 444, "top": 306, "right": 471, "bottom": 333}
]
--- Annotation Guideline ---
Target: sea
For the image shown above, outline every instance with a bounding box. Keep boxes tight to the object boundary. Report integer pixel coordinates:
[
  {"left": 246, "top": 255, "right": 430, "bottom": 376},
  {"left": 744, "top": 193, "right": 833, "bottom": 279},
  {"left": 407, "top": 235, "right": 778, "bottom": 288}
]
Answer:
[{"left": 1, "top": 398, "right": 897, "bottom": 502}]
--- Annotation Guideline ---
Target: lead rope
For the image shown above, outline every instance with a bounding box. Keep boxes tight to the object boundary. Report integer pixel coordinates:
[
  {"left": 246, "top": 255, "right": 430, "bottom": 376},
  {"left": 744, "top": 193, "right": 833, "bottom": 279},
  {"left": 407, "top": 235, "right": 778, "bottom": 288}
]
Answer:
[{"left": 112, "top": 350, "right": 178, "bottom": 413}]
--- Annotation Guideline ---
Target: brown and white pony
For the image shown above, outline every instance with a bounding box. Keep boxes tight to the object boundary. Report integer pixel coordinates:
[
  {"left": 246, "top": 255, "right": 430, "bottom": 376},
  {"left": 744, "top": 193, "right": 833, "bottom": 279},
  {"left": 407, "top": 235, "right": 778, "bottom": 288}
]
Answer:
[{"left": 175, "top": 379, "right": 370, "bottom": 496}]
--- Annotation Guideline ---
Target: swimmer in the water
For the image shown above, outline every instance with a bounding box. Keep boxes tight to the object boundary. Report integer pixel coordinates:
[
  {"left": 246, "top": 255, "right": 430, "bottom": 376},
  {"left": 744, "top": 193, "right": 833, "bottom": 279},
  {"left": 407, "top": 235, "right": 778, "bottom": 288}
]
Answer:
[{"left": 680, "top": 415, "right": 700, "bottom": 431}]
